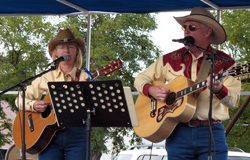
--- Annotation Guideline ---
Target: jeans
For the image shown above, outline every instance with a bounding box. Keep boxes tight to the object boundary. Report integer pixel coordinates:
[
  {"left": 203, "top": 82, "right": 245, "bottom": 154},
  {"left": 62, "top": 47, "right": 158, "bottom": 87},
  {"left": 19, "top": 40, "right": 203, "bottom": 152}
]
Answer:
[
  {"left": 166, "top": 123, "right": 228, "bottom": 160},
  {"left": 39, "top": 127, "right": 87, "bottom": 160}
]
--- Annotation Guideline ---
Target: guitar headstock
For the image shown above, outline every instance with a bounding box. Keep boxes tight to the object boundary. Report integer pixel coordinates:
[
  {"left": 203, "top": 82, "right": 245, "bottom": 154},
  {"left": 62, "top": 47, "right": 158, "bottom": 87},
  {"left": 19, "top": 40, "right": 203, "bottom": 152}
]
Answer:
[
  {"left": 229, "top": 62, "right": 250, "bottom": 78},
  {"left": 98, "top": 58, "right": 123, "bottom": 77}
]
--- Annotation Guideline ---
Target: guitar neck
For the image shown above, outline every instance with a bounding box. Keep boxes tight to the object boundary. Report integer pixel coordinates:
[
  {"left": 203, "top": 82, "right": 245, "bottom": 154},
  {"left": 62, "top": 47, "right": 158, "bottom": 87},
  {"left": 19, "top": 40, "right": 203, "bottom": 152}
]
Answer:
[
  {"left": 85, "top": 58, "right": 122, "bottom": 81},
  {"left": 176, "top": 80, "right": 207, "bottom": 99},
  {"left": 176, "top": 71, "right": 229, "bottom": 99},
  {"left": 86, "top": 71, "right": 99, "bottom": 81}
]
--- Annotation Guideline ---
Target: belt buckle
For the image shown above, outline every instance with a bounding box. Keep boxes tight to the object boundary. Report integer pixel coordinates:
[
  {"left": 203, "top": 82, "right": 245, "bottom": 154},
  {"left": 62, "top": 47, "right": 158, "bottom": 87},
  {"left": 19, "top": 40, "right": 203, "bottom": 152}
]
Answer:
[{"left": 187, "top": 121, "right": 196, "bottom": 127}]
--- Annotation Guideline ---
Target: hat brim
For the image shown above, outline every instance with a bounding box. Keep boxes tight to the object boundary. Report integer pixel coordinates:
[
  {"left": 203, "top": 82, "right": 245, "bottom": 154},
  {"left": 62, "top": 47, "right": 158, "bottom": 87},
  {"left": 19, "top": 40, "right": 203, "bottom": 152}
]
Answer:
[
  {"left": 48, "top": 37, "right": 85, "bottom": 57},
  {"left": 174, "top": 15, "right": 226, "bottom": 44}
]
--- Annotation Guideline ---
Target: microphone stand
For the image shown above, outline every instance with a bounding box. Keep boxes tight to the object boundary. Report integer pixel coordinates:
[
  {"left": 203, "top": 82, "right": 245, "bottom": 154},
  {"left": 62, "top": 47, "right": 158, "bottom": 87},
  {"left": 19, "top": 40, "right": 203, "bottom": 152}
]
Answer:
[
  {"left": 183, "top": 42, "right": 231, "bottom": 160},
  {"left": 0, "top": 62, "right": 59, "bottom": 160}
]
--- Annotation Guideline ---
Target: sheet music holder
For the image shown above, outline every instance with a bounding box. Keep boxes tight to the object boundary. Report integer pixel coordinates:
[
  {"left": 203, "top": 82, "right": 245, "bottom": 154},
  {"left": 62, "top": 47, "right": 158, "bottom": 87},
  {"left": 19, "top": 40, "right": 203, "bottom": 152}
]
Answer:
[
  {"left": 48, "top": 80, "right": 134, "bottom": 128},
  {"left": 48, "top": 80, "right": 137, "bottom": 160}
]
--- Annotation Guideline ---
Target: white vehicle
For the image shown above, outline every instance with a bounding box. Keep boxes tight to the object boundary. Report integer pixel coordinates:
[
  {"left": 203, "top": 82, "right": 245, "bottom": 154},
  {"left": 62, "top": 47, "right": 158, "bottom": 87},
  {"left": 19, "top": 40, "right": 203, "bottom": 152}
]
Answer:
[
  {"left": 228, "top": 147, "right": 250, "bottom": 160},
  {"left": 114, "top": 145, "right": 250, "bottom": 160},
  {"left": 114, "top": 144, "right": 166, "bottom": 160}
]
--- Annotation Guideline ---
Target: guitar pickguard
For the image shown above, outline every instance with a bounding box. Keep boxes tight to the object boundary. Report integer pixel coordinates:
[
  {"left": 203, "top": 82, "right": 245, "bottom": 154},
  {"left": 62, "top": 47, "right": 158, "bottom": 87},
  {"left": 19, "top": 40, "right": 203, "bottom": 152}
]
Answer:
[{"left": 157, "top": 97, "right": 184, "bottom": 122}]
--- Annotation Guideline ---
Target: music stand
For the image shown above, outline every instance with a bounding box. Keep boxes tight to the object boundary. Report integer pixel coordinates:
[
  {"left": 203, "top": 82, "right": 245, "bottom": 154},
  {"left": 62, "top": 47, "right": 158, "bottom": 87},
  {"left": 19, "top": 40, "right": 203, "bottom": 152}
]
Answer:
[{"left": 47, "top": 80, "right": 133, "bottom": 160}]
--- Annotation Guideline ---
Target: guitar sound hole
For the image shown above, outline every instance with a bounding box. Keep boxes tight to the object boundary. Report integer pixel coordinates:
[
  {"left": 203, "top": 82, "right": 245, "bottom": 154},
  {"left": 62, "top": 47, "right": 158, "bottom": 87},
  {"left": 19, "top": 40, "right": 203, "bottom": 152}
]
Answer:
[
  {"left": 41, "top": 105, "right": 52, "bottom": 118},
  {"left": 166, "top": 92, "right": 176, "bottom": 106}
]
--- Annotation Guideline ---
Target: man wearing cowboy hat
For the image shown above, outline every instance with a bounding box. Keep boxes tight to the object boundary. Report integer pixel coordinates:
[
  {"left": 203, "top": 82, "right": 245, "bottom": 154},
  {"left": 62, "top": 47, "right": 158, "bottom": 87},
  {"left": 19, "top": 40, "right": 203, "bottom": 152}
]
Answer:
[
  {"left": 134, "top": 7, "right": 241, "bottom": 159},
  {"left": 15, "top": 28, "right": 89, "bottom": 159}
]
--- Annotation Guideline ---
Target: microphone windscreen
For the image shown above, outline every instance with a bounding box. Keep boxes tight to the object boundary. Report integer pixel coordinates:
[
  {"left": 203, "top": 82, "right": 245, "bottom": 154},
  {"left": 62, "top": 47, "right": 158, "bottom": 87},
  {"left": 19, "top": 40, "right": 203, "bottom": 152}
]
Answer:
[
  {"left": 184, "top": 36, "right": 195, "bottom": 45},
  {"left": 62, "top": 54, "right": 68, "bottom": 61}
]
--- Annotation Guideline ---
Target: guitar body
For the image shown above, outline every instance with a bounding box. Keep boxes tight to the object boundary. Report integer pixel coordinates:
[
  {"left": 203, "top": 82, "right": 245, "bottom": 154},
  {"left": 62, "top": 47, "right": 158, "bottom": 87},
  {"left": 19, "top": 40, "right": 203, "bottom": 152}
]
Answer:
[
  {"left": 13, "top": 95, "right": 59, "bottom": 154},
  {"left": 133, "top": 76, "right": 197, "bottom": 143}
]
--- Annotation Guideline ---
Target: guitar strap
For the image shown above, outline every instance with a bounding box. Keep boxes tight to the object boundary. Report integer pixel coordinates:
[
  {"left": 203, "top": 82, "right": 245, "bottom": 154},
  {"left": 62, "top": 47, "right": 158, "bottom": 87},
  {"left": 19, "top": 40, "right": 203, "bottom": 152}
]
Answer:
[
  {"left": 71, "top": 68, "right": 81, "bottom": 82},
  {"left": 194, "top": 49, "right": 216, "bottom": 96},
  {"left": 196, "top": 58, "right": 210, "bottom": 83},
  {"left": 196, "top": 49, "right": 217, "bottom": 82}
]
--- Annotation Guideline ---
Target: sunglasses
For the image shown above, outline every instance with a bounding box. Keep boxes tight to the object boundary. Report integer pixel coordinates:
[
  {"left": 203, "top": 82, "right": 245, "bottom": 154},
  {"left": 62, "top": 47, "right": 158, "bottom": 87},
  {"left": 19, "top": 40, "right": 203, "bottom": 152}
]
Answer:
[{"left": 182, "top": 25, "right": 201, "bottom": 32}]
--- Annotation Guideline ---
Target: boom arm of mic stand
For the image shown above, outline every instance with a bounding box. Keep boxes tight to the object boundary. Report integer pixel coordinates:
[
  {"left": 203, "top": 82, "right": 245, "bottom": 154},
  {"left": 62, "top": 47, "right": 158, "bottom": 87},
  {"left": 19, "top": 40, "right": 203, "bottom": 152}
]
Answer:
[
  {"left": 0, "top": 65, "right": 58, "bottom": 96},
  {"left": 184, "top": 42, "right": 231, "bottom": 63}
]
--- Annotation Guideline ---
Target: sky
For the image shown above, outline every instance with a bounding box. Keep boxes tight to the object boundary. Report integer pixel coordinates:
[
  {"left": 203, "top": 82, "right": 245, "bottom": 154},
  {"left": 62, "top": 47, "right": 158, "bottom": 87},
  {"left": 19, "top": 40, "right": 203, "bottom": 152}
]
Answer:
[{"left": 151, "top": 11, "right": 190, "bottom": 54}]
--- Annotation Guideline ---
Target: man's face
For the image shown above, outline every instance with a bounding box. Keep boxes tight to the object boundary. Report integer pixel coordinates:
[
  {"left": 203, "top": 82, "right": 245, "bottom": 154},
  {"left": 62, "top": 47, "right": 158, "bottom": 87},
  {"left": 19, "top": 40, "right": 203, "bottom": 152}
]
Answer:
[{"left": 182, "top": 21, "right": 212, "bottom": 48}]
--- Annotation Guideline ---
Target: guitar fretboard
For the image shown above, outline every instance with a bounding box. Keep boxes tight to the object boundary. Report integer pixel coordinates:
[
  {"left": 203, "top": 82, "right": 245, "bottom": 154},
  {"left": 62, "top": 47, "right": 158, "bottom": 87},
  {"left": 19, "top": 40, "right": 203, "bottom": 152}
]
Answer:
[
  {"left": 177, "top": 80, "right": 208, "bottom": 98},
  {"left": 176, "top": 71, "right": 229, "bottom": 99}
]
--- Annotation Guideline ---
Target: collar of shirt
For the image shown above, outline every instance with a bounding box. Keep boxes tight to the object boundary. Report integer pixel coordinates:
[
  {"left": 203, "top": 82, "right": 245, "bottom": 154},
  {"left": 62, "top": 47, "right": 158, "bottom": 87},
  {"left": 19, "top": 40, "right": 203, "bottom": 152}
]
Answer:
[
  {"left": 55, "top": 66, "right": 78, "bottom": 81},
  {"left": 183, "top": 45, "right": 214, "bottom": 58}
]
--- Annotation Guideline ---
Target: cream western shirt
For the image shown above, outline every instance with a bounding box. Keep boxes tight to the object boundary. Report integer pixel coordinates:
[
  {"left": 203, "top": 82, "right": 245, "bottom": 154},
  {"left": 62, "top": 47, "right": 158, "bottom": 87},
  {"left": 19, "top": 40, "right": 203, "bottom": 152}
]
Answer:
[
  {"left": 15, "top": 66, "right": 89, "bottom": 111},
  {"left": 134, "top": 47, "right": 241, "bottom": 121}
]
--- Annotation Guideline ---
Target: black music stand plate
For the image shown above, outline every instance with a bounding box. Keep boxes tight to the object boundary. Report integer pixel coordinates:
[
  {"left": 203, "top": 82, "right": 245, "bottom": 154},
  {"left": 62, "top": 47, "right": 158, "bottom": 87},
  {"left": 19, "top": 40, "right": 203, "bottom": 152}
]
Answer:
[{"left": 48, "top": 80, "right": 132, "bottom": 128}]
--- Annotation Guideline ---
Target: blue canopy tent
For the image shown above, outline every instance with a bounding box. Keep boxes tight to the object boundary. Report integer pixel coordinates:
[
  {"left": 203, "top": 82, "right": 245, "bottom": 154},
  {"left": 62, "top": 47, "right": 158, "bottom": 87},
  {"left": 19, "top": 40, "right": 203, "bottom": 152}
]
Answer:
[
  {"left": 2, "top": 0, "right": 250, "bottom": 68},
  {"left": 2, "top": 0, "right": 250, "bottom": 15}
]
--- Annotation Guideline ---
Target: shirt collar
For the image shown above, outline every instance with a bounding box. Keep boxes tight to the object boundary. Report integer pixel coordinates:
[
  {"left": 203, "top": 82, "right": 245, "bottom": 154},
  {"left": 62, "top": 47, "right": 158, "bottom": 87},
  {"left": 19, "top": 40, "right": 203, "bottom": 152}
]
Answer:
[
  {"left": 55, "top": 66, "right": 78, "bottom": 80},
  {"left": 184, "top": 45, "right": 214, "bottom": 59}
]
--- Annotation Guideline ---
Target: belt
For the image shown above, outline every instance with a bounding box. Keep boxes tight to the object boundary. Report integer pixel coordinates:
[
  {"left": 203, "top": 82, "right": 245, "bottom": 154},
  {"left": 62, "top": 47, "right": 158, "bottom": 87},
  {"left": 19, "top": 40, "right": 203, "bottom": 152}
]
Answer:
[{"left": 182, "top": 120, "right": 222, "bottom": 127}]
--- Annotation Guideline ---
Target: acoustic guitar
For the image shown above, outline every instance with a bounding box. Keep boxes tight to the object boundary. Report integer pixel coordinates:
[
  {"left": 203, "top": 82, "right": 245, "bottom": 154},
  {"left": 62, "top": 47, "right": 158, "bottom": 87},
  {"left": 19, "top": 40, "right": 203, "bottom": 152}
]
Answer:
[
  {"left": 133, "top": 62, "right": 249, "bottom": 143},
  {"left": 13, "top": 58, "right": 122, "bottom": 154}
]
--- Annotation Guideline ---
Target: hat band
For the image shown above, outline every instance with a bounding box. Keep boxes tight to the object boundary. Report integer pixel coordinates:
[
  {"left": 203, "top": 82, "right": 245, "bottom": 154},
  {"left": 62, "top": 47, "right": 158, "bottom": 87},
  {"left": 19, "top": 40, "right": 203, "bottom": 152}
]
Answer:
[{"left": 59, "top": 38, "right": 74, "bottom": 42}]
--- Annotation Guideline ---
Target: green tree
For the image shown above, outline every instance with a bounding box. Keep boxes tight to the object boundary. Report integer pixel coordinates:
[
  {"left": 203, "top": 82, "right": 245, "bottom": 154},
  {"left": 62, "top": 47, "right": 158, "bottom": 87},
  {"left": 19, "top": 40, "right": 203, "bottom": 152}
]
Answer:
[
  {"left": 221, "top": 9, "right": 250, "bottom": 62},
  {"left": 220, "top": 9, "right": 250, "bottom": 152},
  {"left": 56, "top": 13, "right": 161, "bottom": 159},
  {"left": 0, "top": 14, "right": 161, "bottom": 159},
  {"left": 57, "top": 14, "right": 160, "bottom": 88},
  {"left": 0, "top": 101, "right": 13, "bottom": 147},
  {"left": 0, "top": 16, "right": 56, "bottom": 148}
]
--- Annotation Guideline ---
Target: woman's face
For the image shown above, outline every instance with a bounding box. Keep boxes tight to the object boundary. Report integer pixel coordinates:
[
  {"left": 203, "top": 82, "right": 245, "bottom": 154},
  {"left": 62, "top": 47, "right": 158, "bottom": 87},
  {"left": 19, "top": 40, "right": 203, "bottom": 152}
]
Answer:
[{"left": 54, "top": 43, "right": 78, "bottom": 66}]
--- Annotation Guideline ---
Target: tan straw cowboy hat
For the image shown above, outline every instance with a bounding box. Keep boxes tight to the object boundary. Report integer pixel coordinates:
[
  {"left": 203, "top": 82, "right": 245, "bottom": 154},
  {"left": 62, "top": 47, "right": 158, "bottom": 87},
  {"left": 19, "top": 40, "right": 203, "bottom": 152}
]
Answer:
[
  {"left": 48, "top": 28, "right": 86, "bottom": 57},
  {"left": 174, "top": 7, "right": 226, "bottom": 44}
]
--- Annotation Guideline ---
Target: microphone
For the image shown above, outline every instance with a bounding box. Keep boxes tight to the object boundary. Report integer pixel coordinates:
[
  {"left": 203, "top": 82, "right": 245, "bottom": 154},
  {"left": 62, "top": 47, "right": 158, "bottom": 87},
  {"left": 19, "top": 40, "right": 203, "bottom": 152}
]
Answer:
[
  {"left": 47, "top": 54, "right": 68, "bottom": 68},
  {"left": 172, "top": 36, "right": 195, "bottom": 45},
  {"left": 54, "top": 54, "right": 68, "bottom": 64}
]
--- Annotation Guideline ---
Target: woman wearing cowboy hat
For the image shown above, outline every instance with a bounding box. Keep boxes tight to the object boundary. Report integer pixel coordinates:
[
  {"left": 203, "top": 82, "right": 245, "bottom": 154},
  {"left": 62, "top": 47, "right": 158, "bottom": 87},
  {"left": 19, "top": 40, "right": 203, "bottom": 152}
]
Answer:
[
  {"left": 134, "top": 7, "right": 241, "bottom": 159},
  {"left": 15, "top": 28, "right": 89, "bottom": 159}
]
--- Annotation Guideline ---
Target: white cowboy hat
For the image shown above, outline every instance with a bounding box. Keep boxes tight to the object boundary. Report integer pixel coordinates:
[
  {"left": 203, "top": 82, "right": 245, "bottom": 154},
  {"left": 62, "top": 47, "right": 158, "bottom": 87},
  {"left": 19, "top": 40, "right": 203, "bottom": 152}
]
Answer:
[{"left": 174, "top": 7, "right": 226, "bottom": 44}]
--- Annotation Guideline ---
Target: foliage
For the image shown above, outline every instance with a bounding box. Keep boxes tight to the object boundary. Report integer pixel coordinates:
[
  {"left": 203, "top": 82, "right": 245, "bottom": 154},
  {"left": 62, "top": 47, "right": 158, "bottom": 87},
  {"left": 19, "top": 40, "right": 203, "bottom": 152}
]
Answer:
[
  {"left": 224, "top": 75, "right": 250, "bottom": 152},
  {"left": 220, "top": 9, "right": 250, "bottom": 62},
  {"left": 0, "top": 16, "right": 56, "bottom": 148},
  {"left": 0, "top": 101, "right": 13, "bottom": 147},
  {"left": 57, "top": 14, "right": 161, "bottom": 90},
  {"left": 0, "top": 14, "right": 160, "bottom": 159},
  {"left": 1, "top": 9, "right": 250, "bottom": 158},
  {"left": 55, "top": 13, "right": 161, "bottom": 158},
  {"left": 220, "top": 9, "right": 250, "bottom": 152}
]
